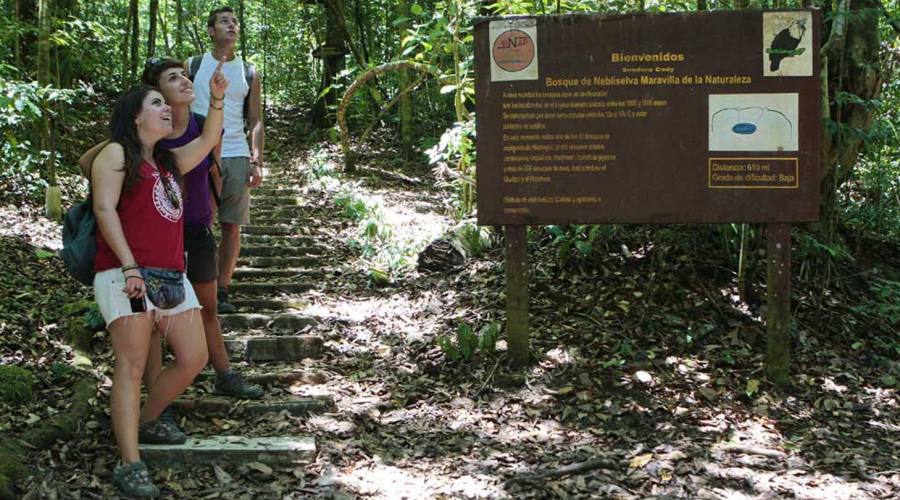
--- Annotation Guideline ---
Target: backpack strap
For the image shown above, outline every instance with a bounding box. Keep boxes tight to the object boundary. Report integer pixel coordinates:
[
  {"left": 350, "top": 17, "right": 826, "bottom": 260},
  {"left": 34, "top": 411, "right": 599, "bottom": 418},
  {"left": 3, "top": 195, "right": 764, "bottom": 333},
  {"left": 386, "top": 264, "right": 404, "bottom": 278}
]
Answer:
[
  {"left": 189, "top": 55, "right": 203, "bottom": 82},
  {"left": 242, "top": 62, "right": 255, "bottom": 126}
]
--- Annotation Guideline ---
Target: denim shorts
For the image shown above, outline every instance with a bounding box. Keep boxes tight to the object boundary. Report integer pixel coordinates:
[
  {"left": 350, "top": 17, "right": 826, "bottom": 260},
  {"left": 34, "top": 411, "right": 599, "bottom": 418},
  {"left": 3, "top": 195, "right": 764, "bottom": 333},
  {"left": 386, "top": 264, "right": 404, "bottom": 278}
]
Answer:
[{"left": 93, "top": 268, "right": 201, "bottom": 327}]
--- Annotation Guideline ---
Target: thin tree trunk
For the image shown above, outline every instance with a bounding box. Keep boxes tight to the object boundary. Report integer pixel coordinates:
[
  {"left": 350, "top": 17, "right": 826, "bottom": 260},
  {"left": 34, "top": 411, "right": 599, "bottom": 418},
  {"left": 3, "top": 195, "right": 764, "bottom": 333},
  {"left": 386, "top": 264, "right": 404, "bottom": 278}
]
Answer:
[
  {"left": 158, "top": 6, "right": 171, "bottom": 55},
  {"left": 148, "top": 0, "right": 159, "bottom": 57},
  {"left": 15, "top": 0, "right": 21, "bottom": 68},
  {"left": 396, "top": 0, "right": 413, "bottom": 155},
  {"left": 238, "top": 0, "right": 247, "bottom": 61},
  {"left": 175, "top": 0, "right": 183, "bottom": 55},
  {"left": 121, "top": 0, "right": 129, "bottom": 86},
  {"left": 37, "top": 0, "right": 52, "bottom": 85},
  {"left": 129, "top": 0, "right": 139, "bottom": 80}
]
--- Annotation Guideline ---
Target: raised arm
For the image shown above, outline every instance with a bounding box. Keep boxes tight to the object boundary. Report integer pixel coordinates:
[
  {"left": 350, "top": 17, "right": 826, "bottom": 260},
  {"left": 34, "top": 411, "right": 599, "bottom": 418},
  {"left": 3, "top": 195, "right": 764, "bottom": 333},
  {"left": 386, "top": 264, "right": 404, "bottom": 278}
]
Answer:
[
  {"left": 91, "top": 143, "right": 144, "bottom": 297},
  {"left": 78, "top": 139, "right": 111, "bottom": 178},
  {"left": 171, "top": 58, "right": 229, "bottom": 174}
]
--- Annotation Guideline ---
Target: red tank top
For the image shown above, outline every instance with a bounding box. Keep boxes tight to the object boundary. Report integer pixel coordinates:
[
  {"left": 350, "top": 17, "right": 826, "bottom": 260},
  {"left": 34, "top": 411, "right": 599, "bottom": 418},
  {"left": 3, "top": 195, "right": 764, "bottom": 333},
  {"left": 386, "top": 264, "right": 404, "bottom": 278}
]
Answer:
[{"left": 94, "top": 161, "right": 185, "bottom": 272}]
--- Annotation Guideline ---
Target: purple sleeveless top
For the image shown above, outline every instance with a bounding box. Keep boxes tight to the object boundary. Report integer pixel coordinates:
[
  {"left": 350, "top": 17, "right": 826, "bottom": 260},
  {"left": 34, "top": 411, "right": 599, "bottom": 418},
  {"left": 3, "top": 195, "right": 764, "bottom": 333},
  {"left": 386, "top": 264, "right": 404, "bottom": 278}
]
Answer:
[{"left": 160, "top": 113, "right": 213, "bottom": 229}]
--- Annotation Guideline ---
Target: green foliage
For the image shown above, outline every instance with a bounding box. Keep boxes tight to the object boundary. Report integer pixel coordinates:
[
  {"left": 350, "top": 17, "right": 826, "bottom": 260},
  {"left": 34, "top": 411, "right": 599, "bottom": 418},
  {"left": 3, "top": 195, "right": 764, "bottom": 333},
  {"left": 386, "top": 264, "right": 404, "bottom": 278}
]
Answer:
[
  {"left": 0, "top": 365, "right": 37, "bottom": 405},
  {"left": 437, "top": 321, "right": 500, "bottom": 362},
  {"left": 544, "top": 224, "right": 618, "bottom": 261},
  {"left": 458, "top": 222, "right": 493, "bottom": 257},
  {"left": 0, "top": 79, "right": 82, "bottom": 202},
  {"left": 853, "top": 279, "right": 900, "bottom": 326}
]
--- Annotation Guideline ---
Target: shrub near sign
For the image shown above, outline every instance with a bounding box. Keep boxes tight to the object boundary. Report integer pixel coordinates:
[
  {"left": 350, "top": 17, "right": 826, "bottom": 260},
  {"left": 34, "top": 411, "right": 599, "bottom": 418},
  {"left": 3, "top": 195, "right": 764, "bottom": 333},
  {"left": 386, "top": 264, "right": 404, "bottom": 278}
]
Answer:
[{"left": 474, "top": 11, "right": 821, "bottom": 225}]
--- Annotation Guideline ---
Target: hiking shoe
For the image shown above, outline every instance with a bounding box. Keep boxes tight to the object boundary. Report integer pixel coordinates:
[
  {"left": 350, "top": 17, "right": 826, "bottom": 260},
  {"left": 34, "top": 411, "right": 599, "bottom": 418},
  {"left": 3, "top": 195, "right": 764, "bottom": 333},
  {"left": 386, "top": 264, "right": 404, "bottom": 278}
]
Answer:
[
  {"left": 215, "top": 371, "right": 264, "bottom": 399},
  {"left": 157, "top": 406, "right": 185, "bottom": 436},
  {"left": 138, "top": 418, "right": 187, "bottom": 445},
  {"left": 112, "top": 461, "right": 159, "bottom": 498},
  {"left": 217, "top": 287, "right": 237, "bottom": 314}
]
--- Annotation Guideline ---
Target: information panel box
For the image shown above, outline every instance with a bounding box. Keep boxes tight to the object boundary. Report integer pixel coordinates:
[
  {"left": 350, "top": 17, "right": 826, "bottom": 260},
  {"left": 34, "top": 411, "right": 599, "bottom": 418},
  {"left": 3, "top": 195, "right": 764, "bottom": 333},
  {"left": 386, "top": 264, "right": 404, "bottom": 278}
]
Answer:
[{"left": 475, "top": 11, "right": 821, "bottom": 225}]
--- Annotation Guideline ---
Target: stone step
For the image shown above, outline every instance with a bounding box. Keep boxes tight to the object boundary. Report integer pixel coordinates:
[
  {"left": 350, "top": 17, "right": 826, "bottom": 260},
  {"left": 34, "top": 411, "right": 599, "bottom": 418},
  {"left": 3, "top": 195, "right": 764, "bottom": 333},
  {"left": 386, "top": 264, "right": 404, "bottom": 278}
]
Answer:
[
  {"left": 237, "top": 256, "right": 321, "bottom": 268},
  {"left": 229, "top": 281, "right": 316, "bottom": 295},
  {"left": 228, "top": 298, "right": 298, "bottom": 311},
  {"left": 232, "top": 267, "right": 324, "bottom": 280},
  {"left": 242, "top": 225, "right": 293, "bottom": 235},
  {"left": 241, "top": 245, "right": 326, "bottom": 257},
  {"left": 140, "top": 436, "right": 317, "bottom": 467},
  {"left": 254, "top": 206, "right": 308, "bottom": 217},
  {"left": 196, "top": 369, "right": 327, "bottom": 387},
  {"left": 254, "top": 187, "right": 301, "bottom": 197},
  {"left": 172, "top": 395, "right": 334, "bottom": 417},
  {"left": 241, "top": 234, "right": 318, "bottom": 246},
  {"left": 219, "top": 312, "right": 318, "bottom": 331},
  {"left": 254, "top": 194, "right": 306, "bottom": 204},
  {"left": 225, "top": 335, "right": 323, "bottom": 362}
]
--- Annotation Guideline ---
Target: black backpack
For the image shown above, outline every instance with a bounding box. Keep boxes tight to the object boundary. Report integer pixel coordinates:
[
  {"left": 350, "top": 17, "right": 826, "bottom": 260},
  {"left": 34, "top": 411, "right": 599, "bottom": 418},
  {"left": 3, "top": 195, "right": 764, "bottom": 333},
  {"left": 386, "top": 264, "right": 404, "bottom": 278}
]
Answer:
[
  {"left": 60, "top": 191, "right": 96, "bottom": 286},
  {"left": 188, "top": 55, "right": 255, "bottom": 127}
]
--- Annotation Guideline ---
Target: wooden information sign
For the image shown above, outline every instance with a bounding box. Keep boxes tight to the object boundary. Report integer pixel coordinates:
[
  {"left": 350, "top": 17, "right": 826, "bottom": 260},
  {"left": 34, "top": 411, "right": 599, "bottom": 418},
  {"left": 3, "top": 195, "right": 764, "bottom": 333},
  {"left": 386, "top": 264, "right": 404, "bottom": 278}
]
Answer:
[{"left": 474, "top": 11, "right": 821, "bottom": 380}]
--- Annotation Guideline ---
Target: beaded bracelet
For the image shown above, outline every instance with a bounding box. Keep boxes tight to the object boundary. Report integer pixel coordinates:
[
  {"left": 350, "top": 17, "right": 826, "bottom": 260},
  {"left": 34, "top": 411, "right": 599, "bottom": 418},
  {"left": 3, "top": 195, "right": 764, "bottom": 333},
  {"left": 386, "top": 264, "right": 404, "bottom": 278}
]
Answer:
[{"left": 121, "top": 264, "right": 140, "bottom": 272}]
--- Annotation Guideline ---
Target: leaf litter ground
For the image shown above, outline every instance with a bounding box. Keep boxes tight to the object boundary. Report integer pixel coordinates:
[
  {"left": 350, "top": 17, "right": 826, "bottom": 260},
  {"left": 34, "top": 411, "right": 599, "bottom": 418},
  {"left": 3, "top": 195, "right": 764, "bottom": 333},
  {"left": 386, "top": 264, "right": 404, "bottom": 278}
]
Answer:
[{"left": 0, "top": 128, "right": 897, "bottom": 499}]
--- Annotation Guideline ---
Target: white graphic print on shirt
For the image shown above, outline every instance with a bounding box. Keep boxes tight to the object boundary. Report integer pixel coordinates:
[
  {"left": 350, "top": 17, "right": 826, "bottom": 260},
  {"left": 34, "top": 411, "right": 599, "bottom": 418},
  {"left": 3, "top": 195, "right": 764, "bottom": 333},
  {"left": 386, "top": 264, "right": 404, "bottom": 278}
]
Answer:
[{"left": 152, "top": 171, "right": 183, "bottom": 223}]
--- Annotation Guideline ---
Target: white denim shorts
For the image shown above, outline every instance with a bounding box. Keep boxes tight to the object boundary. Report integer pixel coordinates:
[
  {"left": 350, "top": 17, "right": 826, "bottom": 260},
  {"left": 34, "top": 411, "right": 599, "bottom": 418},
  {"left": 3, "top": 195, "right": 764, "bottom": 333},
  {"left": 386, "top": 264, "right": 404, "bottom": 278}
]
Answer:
[{"left": 93, "top": 268, "right": 201, "bottom": 327}]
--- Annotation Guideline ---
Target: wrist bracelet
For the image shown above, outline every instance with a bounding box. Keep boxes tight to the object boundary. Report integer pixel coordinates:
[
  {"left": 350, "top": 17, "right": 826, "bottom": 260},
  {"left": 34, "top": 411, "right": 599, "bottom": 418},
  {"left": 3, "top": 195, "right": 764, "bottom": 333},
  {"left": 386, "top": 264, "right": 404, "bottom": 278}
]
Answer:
[
  {"left": 122, "top": 264, "right": 140, "bottom": 272},
  {"left": 210, "top": 102, "right": 224, "bottom": 110},
  {"left": 211, "top": 94, "right": 225, "bottom": 101}
]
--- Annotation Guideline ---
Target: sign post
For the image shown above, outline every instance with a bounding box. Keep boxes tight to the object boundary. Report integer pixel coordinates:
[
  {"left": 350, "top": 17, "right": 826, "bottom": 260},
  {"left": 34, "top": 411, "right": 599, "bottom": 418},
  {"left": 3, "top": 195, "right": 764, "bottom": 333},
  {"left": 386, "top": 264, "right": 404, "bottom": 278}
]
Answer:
[
  {"left": 475, "top": 11, "right": 821, "bottom": 381},
  {"left": 505, "top": 225, "right": 530, "bottom": 368},
  {"left": 766, "top": 223, "right": 792, "bottom": 386}
]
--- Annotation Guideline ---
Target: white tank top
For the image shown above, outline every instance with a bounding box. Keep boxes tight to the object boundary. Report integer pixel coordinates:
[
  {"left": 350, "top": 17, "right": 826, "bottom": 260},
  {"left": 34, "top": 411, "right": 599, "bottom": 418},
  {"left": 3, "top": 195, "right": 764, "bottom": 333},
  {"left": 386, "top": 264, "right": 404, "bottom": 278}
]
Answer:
[{"left": 190, "top": 53, "right": 251, "bottom": 158}]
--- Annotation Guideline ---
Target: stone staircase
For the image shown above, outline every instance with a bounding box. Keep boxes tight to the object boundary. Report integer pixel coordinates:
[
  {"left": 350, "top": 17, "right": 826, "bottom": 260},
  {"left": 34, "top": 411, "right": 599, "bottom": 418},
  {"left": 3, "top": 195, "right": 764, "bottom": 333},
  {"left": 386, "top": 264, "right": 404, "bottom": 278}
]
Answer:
[{"left": 140, "top": 167, "right": 336, "bottom": 468}]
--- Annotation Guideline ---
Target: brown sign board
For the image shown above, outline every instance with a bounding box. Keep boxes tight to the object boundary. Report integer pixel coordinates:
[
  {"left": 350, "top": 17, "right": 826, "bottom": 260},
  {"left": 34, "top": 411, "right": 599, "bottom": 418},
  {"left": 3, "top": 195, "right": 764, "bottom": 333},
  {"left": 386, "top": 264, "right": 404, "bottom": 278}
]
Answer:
[{"left": 474, "top": 11, "right": 821, "bottom": 225}]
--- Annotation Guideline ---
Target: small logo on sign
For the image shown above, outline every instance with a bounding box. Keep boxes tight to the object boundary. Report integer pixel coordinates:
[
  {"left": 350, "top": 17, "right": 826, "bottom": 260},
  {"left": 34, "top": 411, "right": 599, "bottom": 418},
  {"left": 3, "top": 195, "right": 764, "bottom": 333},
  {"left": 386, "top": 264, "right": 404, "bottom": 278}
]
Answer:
[{"left": 492, "top": 29, "right": 535, "bottom": 73}]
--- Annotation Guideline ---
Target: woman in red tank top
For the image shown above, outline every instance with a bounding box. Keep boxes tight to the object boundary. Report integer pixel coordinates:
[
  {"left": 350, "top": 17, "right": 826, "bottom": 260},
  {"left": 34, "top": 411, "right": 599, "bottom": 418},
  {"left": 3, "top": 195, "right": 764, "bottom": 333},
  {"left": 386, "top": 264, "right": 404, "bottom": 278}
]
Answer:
[{"left": 90, "top": 61, "right": 228, "bottom": 498}]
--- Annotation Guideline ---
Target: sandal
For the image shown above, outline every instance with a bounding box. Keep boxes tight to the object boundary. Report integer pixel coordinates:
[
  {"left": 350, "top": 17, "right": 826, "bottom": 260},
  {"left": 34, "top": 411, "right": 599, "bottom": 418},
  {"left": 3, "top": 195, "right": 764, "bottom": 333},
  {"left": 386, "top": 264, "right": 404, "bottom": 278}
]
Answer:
[{"left": 112, "top": 461, "right": 159, "bottom": 498}]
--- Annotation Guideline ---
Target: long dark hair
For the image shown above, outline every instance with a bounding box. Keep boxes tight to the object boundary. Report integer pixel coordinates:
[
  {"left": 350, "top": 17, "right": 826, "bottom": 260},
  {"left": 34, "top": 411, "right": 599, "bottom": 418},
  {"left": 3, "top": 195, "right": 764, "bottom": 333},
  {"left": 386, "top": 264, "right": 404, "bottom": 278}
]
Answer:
[{"left": 109, "top": 85, "right": 180, "bottom": 193}]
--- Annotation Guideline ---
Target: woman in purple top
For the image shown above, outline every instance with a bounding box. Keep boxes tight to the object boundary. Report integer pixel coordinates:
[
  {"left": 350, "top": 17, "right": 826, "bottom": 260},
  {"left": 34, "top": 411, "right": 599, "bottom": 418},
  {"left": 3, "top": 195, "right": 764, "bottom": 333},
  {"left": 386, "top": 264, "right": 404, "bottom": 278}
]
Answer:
[{"left": 80, "top": 58, "right": 264, "bottom": 442}]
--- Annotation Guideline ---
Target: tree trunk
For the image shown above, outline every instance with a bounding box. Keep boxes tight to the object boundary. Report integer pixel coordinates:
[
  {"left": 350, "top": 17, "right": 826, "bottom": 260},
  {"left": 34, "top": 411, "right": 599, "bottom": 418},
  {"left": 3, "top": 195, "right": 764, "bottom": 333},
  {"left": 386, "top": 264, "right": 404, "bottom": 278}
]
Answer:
[
  {"left": 238, "top": 0, "right": 247, "bottom": 61},
  {"left": 147, "top": 0, "right": 159, "bottom": 57},
  {"left": 158, "top": 6, "right": 172, "bottom": 55},
  {"left": 15, "top": 0, "right": 21, "bottom": 68},
  {"left": 121, "top": 0, "right": 130, "bottom": 86},
  {"left": 175, "top": 0, "right": 183, "bottom": 56},
  {"left": 820, "top": 0, "right": 883, "bottom": 239},
  {"left": 129, "top": 0, "right": 139, "bottom": 81},
  {"left": 396, "top": 0, "right": 413, "bottom": 155},
  {"left": 37, "top": 0, "right": 51, "bottom": 85},
  {"left": 310, "top": 0, "right": 347, "bottom": 129}
]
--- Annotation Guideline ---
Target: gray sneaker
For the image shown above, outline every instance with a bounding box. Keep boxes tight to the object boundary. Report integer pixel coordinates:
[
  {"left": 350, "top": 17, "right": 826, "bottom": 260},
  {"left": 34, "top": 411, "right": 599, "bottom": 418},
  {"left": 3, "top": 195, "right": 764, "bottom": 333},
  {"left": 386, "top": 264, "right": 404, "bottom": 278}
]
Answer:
[
  {"left": 112, "top": 461, "right": 159, "bottom": 498},
  {"left": 138, "top": 418, "right": 187, "bottom": 445},
  {"left": 217, "top": 287, "right": 237, "bottom": 314},
  {"left": 215, "top": 371, "right": 264, "bottom": 399}
]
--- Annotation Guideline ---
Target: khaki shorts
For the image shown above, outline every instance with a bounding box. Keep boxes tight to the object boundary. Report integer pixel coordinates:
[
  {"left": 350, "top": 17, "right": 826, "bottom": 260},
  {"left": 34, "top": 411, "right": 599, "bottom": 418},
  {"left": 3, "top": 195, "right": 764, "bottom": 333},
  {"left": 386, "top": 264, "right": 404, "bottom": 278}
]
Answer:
[
  {"left": 218, "top": 156, "right": 251, "bottom": 225},
  {"left": 93, "top": 268, "right": 201, "bottom": 328}
]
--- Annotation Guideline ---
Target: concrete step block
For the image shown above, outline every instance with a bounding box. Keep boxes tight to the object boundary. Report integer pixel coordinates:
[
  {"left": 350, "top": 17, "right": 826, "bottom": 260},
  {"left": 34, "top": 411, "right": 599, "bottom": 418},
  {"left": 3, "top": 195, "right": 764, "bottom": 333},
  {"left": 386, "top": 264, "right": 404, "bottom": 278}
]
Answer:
[
  {"left": 225, "top": 335, "right": 323, "bottom": 362},
  {"left": 140, "top": 435, "right": 316, "bottom": 466}
]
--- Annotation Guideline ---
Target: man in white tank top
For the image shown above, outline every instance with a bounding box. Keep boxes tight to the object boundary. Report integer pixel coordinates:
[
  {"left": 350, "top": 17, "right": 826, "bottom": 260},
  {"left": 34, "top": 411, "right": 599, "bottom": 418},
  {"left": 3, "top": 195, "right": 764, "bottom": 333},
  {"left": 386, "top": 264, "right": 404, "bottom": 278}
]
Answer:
[
  {"left": 186, "top": 6, "right": 264, "bottom": 317},
  {"left": 181, "top": 6, "right": 266, "bottom": 400}
]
